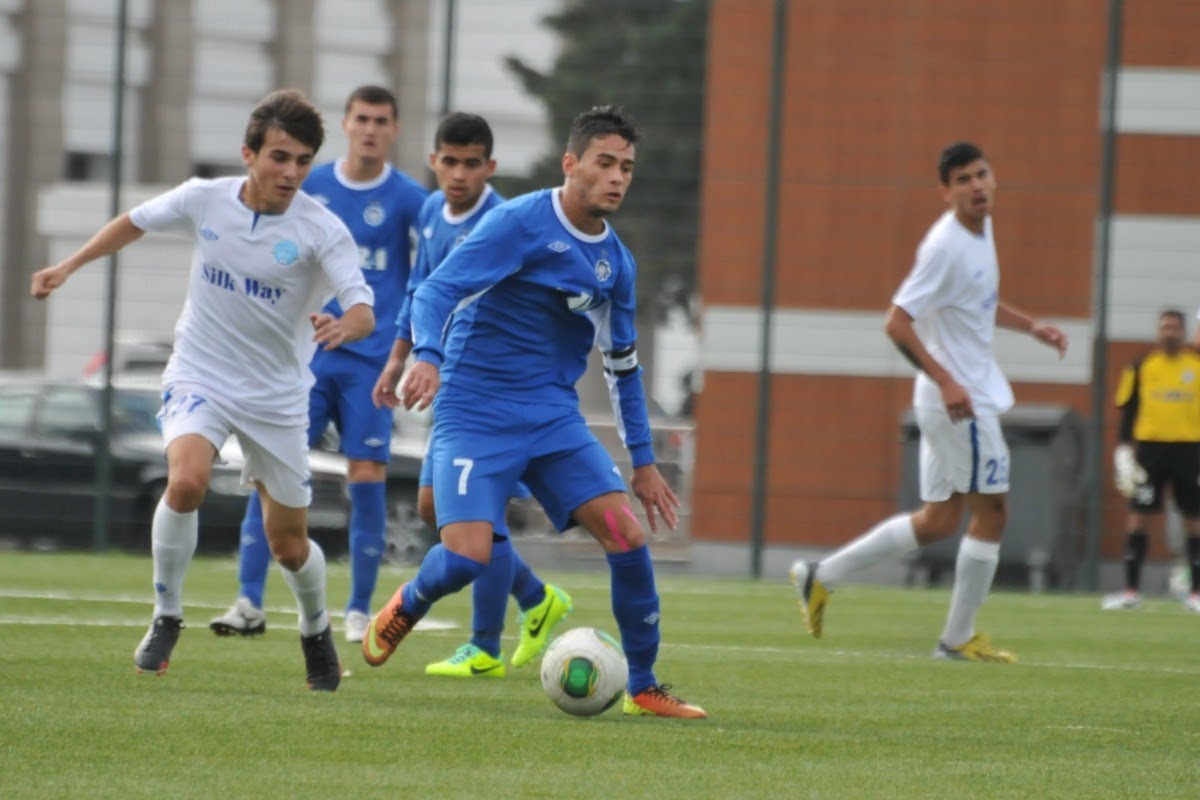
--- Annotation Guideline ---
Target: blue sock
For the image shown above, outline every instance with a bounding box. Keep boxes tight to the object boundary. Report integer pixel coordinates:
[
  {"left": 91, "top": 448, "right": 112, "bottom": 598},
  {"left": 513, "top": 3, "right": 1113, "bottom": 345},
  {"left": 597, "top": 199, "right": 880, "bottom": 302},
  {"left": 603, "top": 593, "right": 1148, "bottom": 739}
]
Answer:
[
  {"left": 237, "top": 491, "right": 271, "bottom": 609},
  {"left": 510, "top": 548, "right": 546, "bottom": 611},
  {"left": 346, "top": 481, "right": 386, "bottom": 614},
  {"left": 607, "top": 546, "right": 660, "bottom": 695},
  {"left": 470, "top": 538, "right": 515, "bottom": 657},
  {"left": 402, "top": 544, "right": 486, "bottom": 617}
]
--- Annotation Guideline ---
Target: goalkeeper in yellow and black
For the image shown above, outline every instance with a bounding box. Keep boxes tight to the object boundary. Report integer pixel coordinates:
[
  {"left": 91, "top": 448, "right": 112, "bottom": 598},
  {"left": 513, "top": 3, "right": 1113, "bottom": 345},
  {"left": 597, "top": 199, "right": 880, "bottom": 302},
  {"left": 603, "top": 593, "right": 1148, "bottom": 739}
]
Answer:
[{"left": 1106, "top": 309, "right": 1200, "bottom": 613}]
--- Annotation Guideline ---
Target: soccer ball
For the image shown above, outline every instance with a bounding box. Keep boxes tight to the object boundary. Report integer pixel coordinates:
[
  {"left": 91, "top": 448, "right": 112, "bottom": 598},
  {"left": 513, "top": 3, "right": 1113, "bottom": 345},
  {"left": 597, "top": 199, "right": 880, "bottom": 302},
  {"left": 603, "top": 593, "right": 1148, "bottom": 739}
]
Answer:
[{"left": 540, "top": 627, "right": 628, "bottom": 717}]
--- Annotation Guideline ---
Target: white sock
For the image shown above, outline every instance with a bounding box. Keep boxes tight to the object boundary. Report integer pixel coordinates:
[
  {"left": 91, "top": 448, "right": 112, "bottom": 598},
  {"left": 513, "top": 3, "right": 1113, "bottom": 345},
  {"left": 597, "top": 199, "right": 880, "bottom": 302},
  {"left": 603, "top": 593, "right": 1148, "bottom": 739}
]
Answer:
[
  {"left": 940, "top": 536, "right": 1001, "bottom": 648},
  {"left": 151, "top": 498, "right": 198, "bottom": 618},
  {"left": 280, "top": 540, "right": 328, "bottom": 637},
  {"left": 818, "top": 513, "right": 917, "bottom": 589}
]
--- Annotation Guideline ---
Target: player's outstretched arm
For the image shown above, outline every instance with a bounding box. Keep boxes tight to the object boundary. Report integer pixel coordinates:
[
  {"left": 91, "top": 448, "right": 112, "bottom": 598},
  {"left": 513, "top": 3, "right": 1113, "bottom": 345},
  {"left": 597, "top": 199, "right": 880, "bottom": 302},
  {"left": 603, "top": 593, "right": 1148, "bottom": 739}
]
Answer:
[
  {"left": 372, "top": 337, "right": 414, "bottom": 409},
  {"left": 311, "top": 303, "right": 374, "bottom": 351},
  {"left": 996, "top": 300, "right": 1067, "bottom": 357},
  {"left": 631, "top": 464, "right": 680, "bottom": 534},
  {"left": 31, "top": 213, "right": 145, "bottom": 299}
]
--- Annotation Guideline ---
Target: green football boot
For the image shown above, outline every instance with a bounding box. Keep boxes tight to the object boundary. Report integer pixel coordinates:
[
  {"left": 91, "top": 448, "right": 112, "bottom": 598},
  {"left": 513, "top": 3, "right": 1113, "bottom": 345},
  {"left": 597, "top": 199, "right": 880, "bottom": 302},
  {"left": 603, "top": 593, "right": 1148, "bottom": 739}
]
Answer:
[
  {"left": 425, "top": 643, "right": 506, "bottom": 678},
  {"left": 511, "top": 585, "right": 573, "bottom": 668}
]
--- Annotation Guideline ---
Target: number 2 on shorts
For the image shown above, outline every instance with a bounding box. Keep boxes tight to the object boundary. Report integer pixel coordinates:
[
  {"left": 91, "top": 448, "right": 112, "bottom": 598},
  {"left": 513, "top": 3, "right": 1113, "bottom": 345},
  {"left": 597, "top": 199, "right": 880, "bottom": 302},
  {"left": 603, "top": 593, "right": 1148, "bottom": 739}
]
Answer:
[{"left": 453, "top": 457, "right": 474, "bottom": 495}]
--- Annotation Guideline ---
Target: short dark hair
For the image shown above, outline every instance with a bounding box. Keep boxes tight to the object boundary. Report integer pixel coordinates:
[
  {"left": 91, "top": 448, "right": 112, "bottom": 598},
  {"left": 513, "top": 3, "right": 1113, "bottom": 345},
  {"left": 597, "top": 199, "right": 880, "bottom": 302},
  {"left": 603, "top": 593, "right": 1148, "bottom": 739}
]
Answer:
[
  {"left": 1161, "top": 309, "right": 1186, "bottom": 327},
  {"left": 434, "top": 112, "right": 494, "bottom": 159},
  {"left": 343, "top": 85, "right": 398, "bottom": 119},
  {"left": 566, "top": 105, "right": 641, "bottom": 157},
  {"left": 938, "top": 141, "right": 986, "bottom": 185},
  {"left": 244, "top": 89, "right": 324, "bottom": 154}
]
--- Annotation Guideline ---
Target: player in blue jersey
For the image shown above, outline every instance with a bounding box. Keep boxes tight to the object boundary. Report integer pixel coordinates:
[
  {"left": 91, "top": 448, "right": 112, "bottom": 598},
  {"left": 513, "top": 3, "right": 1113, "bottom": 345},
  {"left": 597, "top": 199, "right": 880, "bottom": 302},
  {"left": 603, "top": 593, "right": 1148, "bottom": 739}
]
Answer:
[
  {"left": 210, "top": 85, "right": 428, "bottom": 643},
  {"left": 372, "top": 112, "right": 572, "bottom": 679},
  {"left": 364, "top": 106, "right": 706, "bottom": 719}
]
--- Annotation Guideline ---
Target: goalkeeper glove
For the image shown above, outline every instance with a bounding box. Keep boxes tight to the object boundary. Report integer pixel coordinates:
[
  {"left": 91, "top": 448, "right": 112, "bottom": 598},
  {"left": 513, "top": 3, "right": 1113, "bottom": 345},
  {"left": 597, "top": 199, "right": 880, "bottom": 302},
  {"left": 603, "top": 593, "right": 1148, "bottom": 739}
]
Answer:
[{"left": 1113, "top": 444, "right": 1147, "bottom": 498}]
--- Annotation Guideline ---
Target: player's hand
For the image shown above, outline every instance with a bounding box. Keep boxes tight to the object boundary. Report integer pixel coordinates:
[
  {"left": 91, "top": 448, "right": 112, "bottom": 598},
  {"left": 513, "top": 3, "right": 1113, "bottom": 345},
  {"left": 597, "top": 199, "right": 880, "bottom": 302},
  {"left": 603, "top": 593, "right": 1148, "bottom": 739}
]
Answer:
[
  {"left": 1113, "top": 444, "right": 1147, "bottom": 498},
  {"left": 1033, "top": 323, "right": 1068, "bottom": 358},
  {"left": 371, "top": 359, "right": 407, "bottom": 409},
  {"left": 939, "top": 380, "right": 974, "bottom": 423},
  {"left": 31, "top": 264, "right": 70, "bottom": 299},
  {"left": 399, "top": 360, "right": 440, "bottom": 411},
  {"left": 310, "top": 312, "right": 347, "bottom": 350},
  {"left": 631, "top": 464, "right": 680, "bottom": 534}
]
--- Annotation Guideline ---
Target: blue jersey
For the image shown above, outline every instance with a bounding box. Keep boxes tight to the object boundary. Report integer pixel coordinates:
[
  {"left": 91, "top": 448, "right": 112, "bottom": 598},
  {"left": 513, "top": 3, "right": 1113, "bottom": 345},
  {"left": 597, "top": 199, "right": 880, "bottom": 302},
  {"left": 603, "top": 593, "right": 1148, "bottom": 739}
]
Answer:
[
  {"left": 411, "top": 188, "right": 654, "bottom": 467},
  {"left": 395, "top": 185, "right": 505, "bottom": 343},
  {"left": 303, "top": 161, "right": 428, "bottom": 363}
]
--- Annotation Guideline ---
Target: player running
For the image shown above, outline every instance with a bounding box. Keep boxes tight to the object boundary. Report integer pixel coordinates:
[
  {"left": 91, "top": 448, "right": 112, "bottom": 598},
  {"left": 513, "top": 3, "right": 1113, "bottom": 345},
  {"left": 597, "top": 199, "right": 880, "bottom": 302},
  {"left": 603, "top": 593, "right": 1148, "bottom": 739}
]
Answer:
[
  {"left": 209, "top": 85, "right": 427, "bottom": 643},
  {"left": 32, "top": 89, "right": 374, "bottom": 690},
  {"left": 366, "top": 105, "right": 706, "bottom": 718},
  {"left": 790, "top": 141, "right": 1067, "bottom": 662}
]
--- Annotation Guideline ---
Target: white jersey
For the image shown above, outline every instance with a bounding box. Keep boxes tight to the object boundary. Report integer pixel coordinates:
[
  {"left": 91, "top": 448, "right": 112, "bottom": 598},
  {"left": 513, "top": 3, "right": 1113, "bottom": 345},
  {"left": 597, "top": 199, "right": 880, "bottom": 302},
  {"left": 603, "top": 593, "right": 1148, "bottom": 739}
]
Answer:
[
  {"left": 892, "top": 210, "right": 1014, "bottom": 415},
  {"left": 129, "top": 177, "right": 373, "bottom": 425}
]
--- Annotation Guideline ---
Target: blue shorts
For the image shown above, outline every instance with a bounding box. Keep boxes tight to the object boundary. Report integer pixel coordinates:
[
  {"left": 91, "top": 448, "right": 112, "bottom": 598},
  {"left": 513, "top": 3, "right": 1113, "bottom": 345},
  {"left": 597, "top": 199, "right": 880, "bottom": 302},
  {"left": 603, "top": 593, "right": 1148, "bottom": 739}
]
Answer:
[
  {"left": 308, "top": 348, "right": 393, "bottom": 462},
  {"left": 420, "top": 451, "right": 533, "bottom": 500},
  {"left": 419, "top": 445, "right": 532, "bottom": 538},
  {"left": 428, "top": 389, "right": 625, "bottom": 534}
]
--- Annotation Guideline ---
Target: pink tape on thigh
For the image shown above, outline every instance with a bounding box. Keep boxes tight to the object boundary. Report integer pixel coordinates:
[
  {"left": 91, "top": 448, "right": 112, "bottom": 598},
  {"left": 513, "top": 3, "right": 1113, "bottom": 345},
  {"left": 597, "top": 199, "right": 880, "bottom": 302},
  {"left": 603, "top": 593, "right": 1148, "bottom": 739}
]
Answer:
[{"left": 604, "top": 508, "right": 633, "bottom": 552}]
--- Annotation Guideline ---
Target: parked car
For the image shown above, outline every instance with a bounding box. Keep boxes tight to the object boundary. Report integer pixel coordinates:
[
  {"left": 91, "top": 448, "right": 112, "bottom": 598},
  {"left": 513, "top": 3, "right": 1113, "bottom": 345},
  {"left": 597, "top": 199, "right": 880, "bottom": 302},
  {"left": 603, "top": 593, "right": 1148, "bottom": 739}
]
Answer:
[{"left": 0, "top": 376, "right": 350, "bottom": 554}]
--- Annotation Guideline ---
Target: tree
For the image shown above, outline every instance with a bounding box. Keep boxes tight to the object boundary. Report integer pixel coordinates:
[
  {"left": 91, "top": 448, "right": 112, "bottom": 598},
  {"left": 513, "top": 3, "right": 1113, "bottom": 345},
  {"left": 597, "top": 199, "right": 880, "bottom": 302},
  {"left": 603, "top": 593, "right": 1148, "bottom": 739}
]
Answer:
[{"left": 503, "top": 0, "right": 708, "bottom": 322}]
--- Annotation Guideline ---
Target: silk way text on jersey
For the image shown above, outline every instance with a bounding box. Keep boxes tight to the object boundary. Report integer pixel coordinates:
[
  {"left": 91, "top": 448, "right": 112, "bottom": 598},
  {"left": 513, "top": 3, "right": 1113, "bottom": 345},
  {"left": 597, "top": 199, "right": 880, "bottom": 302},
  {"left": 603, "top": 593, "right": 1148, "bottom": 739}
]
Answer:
[{"left": 201, "top": 263, "right": 284, "bottom": 306}]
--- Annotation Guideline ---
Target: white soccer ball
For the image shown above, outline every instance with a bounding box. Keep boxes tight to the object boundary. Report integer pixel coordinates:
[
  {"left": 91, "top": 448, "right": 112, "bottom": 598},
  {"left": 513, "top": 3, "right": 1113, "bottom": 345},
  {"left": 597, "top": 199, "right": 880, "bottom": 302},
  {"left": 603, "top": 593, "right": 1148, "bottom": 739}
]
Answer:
[{"left": 540, "top": 627, "right": 628, "bottom": 717}]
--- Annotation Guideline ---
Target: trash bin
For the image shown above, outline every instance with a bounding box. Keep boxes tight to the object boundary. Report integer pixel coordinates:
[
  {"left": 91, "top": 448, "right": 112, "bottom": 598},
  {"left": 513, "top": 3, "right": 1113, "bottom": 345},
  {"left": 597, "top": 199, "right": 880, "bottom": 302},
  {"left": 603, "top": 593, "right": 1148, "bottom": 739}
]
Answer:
[{"left": 898, "top": 404, "right": 1088, "bottom": 591}]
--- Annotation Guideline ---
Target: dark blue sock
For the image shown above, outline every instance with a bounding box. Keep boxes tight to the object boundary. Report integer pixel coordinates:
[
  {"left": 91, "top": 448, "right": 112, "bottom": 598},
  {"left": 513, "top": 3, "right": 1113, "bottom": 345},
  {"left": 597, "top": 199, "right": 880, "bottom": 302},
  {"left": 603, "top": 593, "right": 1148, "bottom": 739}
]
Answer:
[
  {"left": 346, "top": 481, "right": 386, "bottom": 614},
  {"left": 402, "top": 544, "right": 486, "bottom": 617},
  {"left": 470, "top": 538, "right": 515, "bottom": 657},
  {"left": 510, "top": 547, "right": 546, "bottom": 611},
  {"left": 237, "top": 491, "right": 270, "bottom": 609},
  {"left": 606, "top": 546, "right": 660, "bottom": 695}
]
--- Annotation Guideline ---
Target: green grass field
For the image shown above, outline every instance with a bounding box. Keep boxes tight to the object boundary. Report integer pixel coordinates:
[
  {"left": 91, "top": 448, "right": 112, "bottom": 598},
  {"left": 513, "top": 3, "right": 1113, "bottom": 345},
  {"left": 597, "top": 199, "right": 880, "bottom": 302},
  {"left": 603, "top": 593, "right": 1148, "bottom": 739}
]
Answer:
[{"left": 1, "top": 551, "right": 1196, "bottom": 799}]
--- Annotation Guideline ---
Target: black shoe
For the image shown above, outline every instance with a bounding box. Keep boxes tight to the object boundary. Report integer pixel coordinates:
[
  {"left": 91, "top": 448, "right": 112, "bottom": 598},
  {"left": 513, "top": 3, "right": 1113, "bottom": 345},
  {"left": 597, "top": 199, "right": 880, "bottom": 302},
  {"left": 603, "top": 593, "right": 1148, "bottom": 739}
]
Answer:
[
  {"left": 134, "top": 616, "right": 183, "bottom": 675},
  {"left": 301, "top": 625, "right": 342, "bottom": 692}
]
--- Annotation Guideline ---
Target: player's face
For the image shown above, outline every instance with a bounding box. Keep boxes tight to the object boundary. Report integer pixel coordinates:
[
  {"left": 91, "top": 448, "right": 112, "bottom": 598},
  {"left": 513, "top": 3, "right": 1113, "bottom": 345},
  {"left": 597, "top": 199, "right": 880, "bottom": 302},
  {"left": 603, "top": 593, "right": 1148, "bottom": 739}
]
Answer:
[
  {"left": 562, "top": 134, "right": 636, "bottom": 218},
  {"left": 1158, "top": 315, "right": 1185, "bottom": 352},
  {"left": 429, "top": 142, "right": 496, "bottom": 214},
  {"left": 942, "top": 158, "right": 995, "bottom": 227},
  {"left": 240, "top": 127, "right": 315, "bottom": 214},
  {"left": 343, "top": 100, "right": 398, "bottom": 163}
]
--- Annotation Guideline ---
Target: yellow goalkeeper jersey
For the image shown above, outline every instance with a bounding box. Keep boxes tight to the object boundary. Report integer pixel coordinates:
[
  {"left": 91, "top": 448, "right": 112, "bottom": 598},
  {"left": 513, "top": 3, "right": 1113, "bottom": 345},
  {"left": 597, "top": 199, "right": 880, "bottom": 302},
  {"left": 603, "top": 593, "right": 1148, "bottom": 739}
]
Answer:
[{"left": 1114, "top": 349, "right": 1200, "bottom": 442}]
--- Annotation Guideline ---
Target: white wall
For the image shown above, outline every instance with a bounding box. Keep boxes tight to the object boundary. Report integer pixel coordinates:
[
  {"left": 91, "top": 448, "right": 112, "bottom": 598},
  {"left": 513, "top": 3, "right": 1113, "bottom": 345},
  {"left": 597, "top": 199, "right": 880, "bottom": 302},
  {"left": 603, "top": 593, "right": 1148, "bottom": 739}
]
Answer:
[
  {"left": 37, "top": 183, "right": 190, "bottom": 377},
  {"left": 189, "top": 0, "right": 274, "bottom": 169},
  {"left": 61, "top": 0, "right": 152, "bottom": 176},
  {"left": 424, "top": 0, "right": 558, "bottom": 175}
]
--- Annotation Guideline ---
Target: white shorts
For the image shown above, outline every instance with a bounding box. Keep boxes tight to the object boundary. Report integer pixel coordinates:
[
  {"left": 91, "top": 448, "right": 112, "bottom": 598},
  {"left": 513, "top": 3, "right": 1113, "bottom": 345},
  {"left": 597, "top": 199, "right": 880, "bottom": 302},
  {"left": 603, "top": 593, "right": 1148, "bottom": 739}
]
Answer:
[
  {"left": 915, "top": 406, "right": 1009, "bottom": 502},
  {"left": 158, "top": 385, "right": 312, "bottom": 509}
]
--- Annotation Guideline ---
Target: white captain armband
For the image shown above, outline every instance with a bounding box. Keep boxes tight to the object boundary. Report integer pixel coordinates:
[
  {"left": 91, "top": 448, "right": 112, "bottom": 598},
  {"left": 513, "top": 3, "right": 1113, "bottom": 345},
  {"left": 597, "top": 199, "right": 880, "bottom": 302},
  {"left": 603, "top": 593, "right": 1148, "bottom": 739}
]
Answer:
[{"left": 603, "top": 346, "right": 639, "bottom": 377}]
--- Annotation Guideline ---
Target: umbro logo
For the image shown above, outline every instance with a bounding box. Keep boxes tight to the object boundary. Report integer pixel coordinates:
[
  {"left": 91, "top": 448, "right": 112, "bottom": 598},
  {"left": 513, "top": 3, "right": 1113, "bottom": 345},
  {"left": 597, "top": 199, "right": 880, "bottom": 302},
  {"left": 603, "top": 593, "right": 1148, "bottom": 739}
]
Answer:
[
  {"left": 547, "top": 241, "right": 571, "bottom": 253},
  {"left": 199, "top": 228, "right": 219, "bottom": 240},
  {"left": 643, "top": 612, "right": 660, "bottom": 625},
  {"left": 364, "top": 437, "right": 385, "bottom": 447}
]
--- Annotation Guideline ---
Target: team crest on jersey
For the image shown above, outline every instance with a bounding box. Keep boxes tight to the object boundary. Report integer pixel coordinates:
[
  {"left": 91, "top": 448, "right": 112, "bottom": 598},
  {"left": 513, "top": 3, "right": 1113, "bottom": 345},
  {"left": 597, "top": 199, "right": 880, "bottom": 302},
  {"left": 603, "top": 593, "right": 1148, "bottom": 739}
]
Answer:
[
  {"left": 363, "top": 201, "right": 385, "bottom": 227},
  {"left": 1184, "top": 370, "right": 1195, "bottom": 384},
  {"left": 310, "top": 194, "right": 330, "bottom": 206},
  {"left": 272, "top": 240, "right": 300, "bottom": 266},
  {"left": 594, "top": 258, "right": 612, "bottom": 282},
  {"left": 453, "top": 229, "right": 472, "bottom": 249}
]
